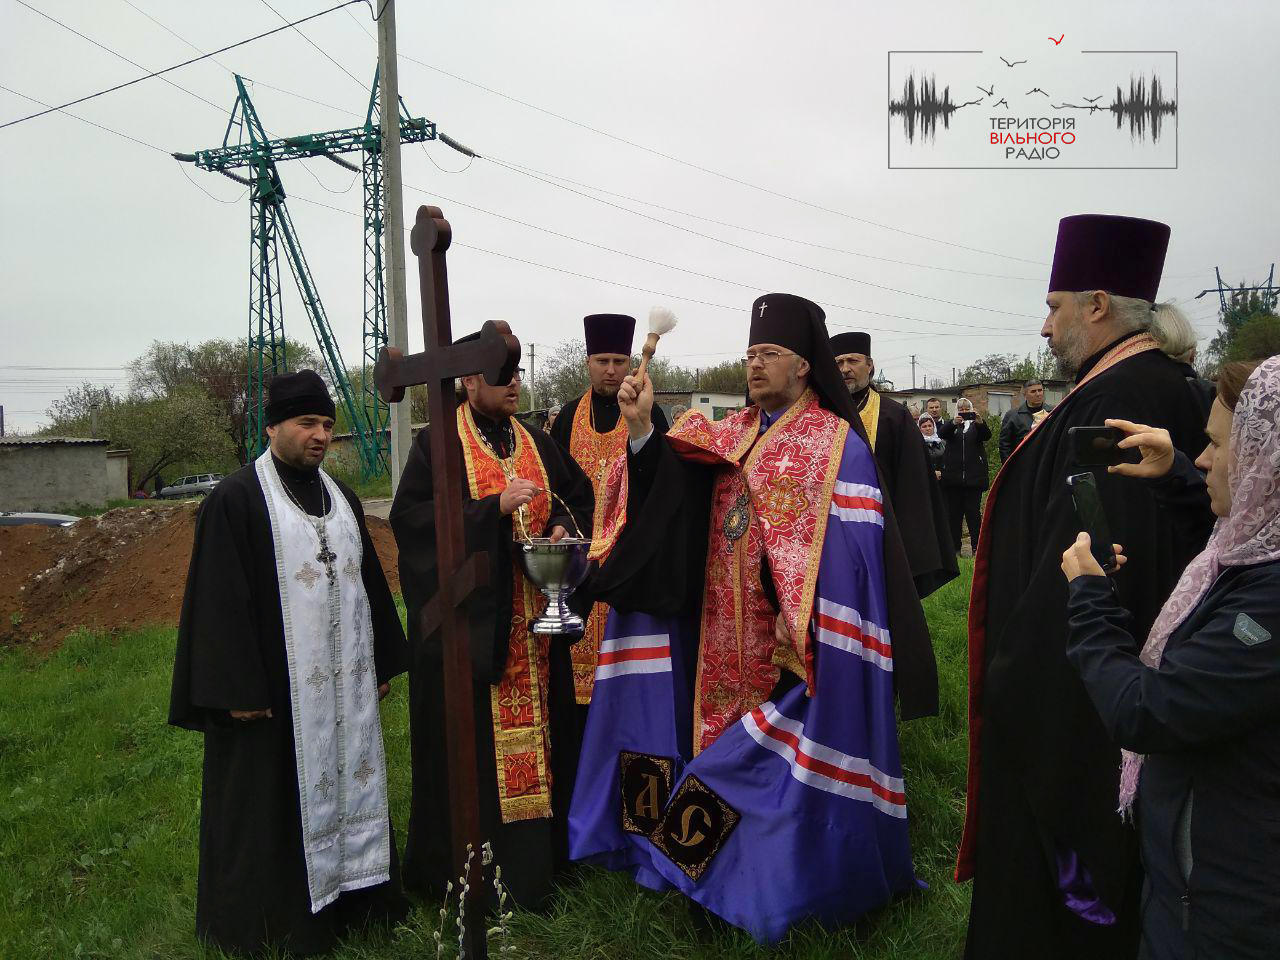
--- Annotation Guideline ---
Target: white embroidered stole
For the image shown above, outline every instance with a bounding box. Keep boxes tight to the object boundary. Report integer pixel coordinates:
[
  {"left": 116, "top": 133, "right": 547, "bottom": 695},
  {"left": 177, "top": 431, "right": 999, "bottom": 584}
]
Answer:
[{"left": 255, "top": 452, "right": 391, "bottom": 913}]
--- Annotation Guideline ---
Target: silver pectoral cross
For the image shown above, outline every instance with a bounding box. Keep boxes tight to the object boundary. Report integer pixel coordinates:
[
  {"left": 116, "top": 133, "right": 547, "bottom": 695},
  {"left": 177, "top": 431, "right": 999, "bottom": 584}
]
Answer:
[{"left": 316, "top": 532, "right": 337, "bottom": 580}]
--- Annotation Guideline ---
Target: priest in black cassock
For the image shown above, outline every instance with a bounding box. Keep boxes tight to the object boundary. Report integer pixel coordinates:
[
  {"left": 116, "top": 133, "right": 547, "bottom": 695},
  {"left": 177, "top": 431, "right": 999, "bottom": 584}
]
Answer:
[
  {"left": 831, "top": 331, "right": 957, "bottom": 597},
  {"left": 549, "top": 313, "right": 670, "bottom": 713},
  {"left": 169, "top": 370, "right": 410, "bottom": 958},
  {"left": 390, "top": 331, "right": 594, "bottom": 910},
  {"left": 958, "top": 215, "right": 1213, "bottom": 959}
]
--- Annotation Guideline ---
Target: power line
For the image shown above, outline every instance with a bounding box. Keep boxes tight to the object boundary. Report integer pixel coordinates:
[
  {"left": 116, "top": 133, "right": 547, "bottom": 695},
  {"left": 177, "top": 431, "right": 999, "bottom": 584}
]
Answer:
[
  {"left": 286, "top": 188, "right": 1037, "bottom": 340},
  {"left": 396, "top": 178, "right": 1029, "bottom": 335},
  {"left": 483, "top": 155, "right": 1050, "bottom": 284},
  {"left": 116, "top": 0, "right": 359, "bottom": 120},
  {"left": 256, "top": 0, "right": 368, "bottom": 92},
  {"left": 478, "top": 156, "right": 1040, "bottom": 321},
  {"left": 12, "top": 0, "right": 228, "bottom": 116},
  {"left": 0, "top": 0, "right": 367, "bottom": 131}
]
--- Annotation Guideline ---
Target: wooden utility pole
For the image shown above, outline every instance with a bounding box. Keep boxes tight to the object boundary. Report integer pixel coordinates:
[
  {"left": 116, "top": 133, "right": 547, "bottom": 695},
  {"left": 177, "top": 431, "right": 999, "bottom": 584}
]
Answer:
[
  {"left": 376, "top": 206, "right": 520, "bottom": 960},
  {"left": 378, "top": 0, "right": 412, "bottom": 493}
]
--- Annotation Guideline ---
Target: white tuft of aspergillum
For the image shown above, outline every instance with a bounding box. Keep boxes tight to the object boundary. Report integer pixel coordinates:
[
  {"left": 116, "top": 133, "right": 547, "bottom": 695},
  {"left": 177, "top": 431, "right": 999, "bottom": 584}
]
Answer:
[{"left": 647, "top": 306, "right": 678, "bottom": 336}]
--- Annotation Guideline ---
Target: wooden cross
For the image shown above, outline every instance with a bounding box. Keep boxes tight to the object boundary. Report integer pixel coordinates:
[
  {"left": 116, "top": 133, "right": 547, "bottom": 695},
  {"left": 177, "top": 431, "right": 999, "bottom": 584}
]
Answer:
[{"left": 374, "top": 205, "right": 519, "bottom": 960}]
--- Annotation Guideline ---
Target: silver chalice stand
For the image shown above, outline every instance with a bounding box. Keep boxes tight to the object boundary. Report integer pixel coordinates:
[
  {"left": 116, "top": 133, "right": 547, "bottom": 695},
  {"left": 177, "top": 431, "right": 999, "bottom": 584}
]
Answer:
[{"left": 518, "top": 537, "right": 592, "bottom": 634}]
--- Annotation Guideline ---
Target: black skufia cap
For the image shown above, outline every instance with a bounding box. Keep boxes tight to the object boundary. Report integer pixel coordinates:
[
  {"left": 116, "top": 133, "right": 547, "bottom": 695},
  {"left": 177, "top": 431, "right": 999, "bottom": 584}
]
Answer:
[
  {"left": 584, "top": 314, "right": 636, "bottom": 356},
  {"left": 266, "top": 369, "right": 336, "bottom": 426},
  {"left": 829, "top": 331, "right": 871, "bottom": 356}
]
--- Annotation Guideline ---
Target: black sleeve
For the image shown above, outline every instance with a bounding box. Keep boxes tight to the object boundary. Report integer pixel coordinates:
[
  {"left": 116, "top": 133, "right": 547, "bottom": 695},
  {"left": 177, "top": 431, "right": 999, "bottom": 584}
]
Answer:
[
  {"left": 651, "top": 402, "right": 671, "bottom": 435},
  {"left": 532, "top": 430, "right": 595, "bottom": 539},
  {"left": 336, "top": 482, "right": 409, "bottom": 686},
  {"left": 999, "top": 412, "right": 1017, "bottom": 461},
  {"left": 548, "top": 395, "right": 577, "bottom": 451},
  {"left": 588, "top": 432, "right": 713, "bottom": 616},
  {"left": 1066, "top": 573, "right": 1280, "bottom": 753},
  {"left": 938, "top": 419, "right": 957, "bottom": 440},
  {"left": 1146, "top": 450, "right": 1215, "bottom": 550},
  {"left": 974, "top": 418, "right": 992, "bottom": 442},
  {"left": 169, "top": 483, "right": 272, "bottom": 730},
  {"left": 389, "top": 428, "right": 513, "bottom": 684}
]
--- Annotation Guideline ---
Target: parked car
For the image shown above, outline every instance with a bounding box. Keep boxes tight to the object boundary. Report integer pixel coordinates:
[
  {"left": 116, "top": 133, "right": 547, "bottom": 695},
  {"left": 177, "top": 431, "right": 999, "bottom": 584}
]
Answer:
[
  {"left": 0, "top": 511, "right": 79, "bottom": 527},
  {"left": 157, "top": 474, "right": 224, "bottom": 499}
]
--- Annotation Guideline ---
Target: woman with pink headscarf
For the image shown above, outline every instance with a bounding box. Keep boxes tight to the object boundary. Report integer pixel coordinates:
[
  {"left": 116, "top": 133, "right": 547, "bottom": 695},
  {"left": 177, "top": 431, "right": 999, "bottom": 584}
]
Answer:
[{"left": 1060, "top": 356, "right": 1280, "bottom": 960}]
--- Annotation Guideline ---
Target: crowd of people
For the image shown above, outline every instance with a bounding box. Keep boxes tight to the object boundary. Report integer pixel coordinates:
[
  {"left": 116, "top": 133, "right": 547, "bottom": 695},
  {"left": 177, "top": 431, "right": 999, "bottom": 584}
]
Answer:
[{"left": 167, "top": 213, "right": 1279, "bottom": 959}]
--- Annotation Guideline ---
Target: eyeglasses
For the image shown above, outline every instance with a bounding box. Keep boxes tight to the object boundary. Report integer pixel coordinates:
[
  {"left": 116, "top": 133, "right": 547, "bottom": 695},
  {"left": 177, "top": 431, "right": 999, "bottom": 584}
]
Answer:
[{"left": 739, "top": 349, "right": 797, "bottom": 368}]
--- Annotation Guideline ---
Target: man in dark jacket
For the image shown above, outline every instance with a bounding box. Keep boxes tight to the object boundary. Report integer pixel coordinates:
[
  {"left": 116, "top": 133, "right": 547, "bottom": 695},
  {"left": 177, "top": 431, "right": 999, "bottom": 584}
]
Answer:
[
  {"left": 999, "top": 379, "right": 1054, "bottom": 461},
  {"left": 938, "top": 397, "right": 990, "bottom": 555}
]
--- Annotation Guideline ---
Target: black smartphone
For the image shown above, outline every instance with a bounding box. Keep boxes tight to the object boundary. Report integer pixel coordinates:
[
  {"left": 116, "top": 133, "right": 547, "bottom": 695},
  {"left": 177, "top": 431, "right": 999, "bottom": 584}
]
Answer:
[
  {"left": 1069, "top": 426, "right": 1126, "bottom": 468},
  {"left": 1067, "top": 472, "right": 1117, "bottom": 572}
]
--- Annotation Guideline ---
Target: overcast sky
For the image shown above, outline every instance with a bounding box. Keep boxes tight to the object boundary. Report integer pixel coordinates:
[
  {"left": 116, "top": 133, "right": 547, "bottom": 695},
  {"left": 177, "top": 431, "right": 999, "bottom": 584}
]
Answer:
[{"left": 2, "top": 0, "right": 1278, "bottom": 433}]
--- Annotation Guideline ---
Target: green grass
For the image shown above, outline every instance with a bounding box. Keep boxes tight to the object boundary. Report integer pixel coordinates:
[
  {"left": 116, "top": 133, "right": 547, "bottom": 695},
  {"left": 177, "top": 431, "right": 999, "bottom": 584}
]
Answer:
[{"left": 0, "top": 566, "right": 972, "bottom": 959}]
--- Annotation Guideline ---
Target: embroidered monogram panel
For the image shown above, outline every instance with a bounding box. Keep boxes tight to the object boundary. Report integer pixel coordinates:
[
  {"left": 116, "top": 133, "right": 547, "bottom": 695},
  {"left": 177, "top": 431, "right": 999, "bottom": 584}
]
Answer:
[
  {"left": 619, "top": 750, "right": 675, "bottom": 836},
  {"left": 648, "top": 774, "right": 740, "bottom": 882}
]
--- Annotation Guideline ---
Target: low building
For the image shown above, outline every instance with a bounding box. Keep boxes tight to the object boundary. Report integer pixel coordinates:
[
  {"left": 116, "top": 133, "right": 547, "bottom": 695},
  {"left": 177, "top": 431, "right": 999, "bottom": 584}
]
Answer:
[
  {"left": 886, "top": 379, "right": 1072, "bottom": 419},
  {"left": 0, "top": 437, "right": 130, "bottom": 512},
  {"left": 654, "top": 390, "right": 745, "bottom": 422}
]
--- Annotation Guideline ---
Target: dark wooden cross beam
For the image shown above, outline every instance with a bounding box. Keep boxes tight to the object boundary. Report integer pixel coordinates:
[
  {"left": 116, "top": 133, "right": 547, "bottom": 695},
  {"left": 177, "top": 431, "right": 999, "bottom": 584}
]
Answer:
[{"left": 374, "top": 205, "right": 520, "bottom": 960}]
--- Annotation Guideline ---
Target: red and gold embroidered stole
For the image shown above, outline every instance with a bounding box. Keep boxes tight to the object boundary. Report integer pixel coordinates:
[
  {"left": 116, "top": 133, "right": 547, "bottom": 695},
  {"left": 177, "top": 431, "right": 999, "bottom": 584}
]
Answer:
[
  {"left": 666, "top": 390, "right": 848, "bottom": 754},
  {"left": 457, "top": 403, "right": 554, "bottom": 823},
  {"left": 567, "top": 391, "right": 630, "bottom": 704}
]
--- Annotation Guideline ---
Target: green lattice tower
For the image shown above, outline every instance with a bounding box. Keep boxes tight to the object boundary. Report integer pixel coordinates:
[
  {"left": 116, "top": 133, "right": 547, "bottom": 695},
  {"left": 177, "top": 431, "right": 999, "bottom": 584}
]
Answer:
[
  {"left": 177, "top": 73, "right": 436, "bottom": 475},
  {"left": 361, "top": 70, "right": 390, "bottom": 474},
  {"left": 246, "top": 116, "right": 287, "bottom": 458}
]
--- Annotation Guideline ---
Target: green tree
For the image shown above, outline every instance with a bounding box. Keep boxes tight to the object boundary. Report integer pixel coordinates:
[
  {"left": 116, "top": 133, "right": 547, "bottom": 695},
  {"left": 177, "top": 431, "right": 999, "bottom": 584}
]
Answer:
[
  {"left": 1207, "top": 282, "right": 1280, "bottom": 367},
  {"left": 693, "top": 358, "right": 748, "bottom": 394},
  {"left": 958, "top": 353, "right": 1021, "bottom": 384},
  {"left": 1226, "top": 313, "right": 1280, "bottom": 363}
]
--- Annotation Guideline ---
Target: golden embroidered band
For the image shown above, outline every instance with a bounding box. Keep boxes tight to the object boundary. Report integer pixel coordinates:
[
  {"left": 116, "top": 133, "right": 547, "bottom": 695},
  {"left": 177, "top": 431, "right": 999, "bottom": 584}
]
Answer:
[
  {"left": 859, "top": 387, "right": 881, "bottom": 452},
  {"left": 568, "top": 391, "right": 630, "bottom": 704},
  {"left": 457, "top": 404, "right": 555, "bottom": 823},
  {"left": 666, "top": 389, "right": 847, "bottom": 754}
]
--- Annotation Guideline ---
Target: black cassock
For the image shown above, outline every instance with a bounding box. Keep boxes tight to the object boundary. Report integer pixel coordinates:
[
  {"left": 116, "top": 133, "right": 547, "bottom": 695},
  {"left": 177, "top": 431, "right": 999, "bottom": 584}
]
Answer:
[
  {"left": 548, "top": 388, "right": 670, "bottom": 451},
  {"left": 855, "top": 388, "right": 958, "bottom": 598},
  {"left": 169, "top": 457, "right": 410, "bottom": 958},
  {"left": 389, "top": 410, "right": 594, "bottom": 910},
  {"left": 962, "top": 336, "right": 1212, "bottom": 960}
]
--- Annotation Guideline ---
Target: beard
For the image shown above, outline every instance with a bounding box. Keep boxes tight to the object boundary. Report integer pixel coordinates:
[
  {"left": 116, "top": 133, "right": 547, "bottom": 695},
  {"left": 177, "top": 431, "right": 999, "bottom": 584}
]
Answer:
[{"left": 1048, "top": 320, "right": 1090, "bottom": 376}]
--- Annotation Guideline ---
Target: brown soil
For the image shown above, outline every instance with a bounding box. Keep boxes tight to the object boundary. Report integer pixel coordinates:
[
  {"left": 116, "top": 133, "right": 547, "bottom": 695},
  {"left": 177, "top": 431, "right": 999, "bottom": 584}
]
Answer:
[{"left": 0, "top": 503, "right": 400, "bottom": 653}]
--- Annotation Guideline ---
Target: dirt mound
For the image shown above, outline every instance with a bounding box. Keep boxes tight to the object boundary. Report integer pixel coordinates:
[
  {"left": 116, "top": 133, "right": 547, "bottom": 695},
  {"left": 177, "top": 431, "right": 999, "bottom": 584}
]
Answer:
[{"left": 0, "top": 504, "right": 401, "bottom": 652}]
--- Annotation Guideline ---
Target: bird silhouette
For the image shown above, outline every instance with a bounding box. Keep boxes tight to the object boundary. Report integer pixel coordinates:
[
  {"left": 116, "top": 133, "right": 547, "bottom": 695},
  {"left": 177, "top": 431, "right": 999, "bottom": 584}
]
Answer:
[
  {"left": 1000, "top": 57, "right": 1027, "bottom": 68},
  {"left": 994, "top": 98, "right": 1010, "bottom": 109},
  {"left": 1026, "top": 87, "right": 1049, "bottom": 97},
  {"left": 977, "top": 83, "right": 994, "bottom": 97},
  {"left": 1083, "top": 95, "right": 1102, "bottom": 103},
  {"left": 957, "top": 98, "right": 983, "bottom": 108}
]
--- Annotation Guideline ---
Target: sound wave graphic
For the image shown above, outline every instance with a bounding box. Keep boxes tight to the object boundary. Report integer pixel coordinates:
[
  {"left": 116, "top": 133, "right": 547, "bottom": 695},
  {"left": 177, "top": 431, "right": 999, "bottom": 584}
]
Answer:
[
  {"left": 1108, "top": 74, "right": 1176, "bottom": 142},
  {"left": 889, "top": 73, "right": 978, "bottom": 143}
]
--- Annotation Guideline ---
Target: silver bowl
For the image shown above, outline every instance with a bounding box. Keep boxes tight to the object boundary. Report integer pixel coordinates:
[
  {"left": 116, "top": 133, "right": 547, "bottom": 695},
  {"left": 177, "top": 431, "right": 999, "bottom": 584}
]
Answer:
[{"left": 518, "top": 537, "right": 592, "bottom": 634}]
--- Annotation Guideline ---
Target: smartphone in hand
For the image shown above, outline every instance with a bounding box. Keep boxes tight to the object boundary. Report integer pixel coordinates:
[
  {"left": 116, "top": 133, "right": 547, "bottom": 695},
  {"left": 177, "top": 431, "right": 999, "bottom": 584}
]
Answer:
[
  {"left": 1068, "top": 426, "right": 1128, "bottom": 468},
  {"left": 1067, "top": 472, "right": 1118, "bottom": 572}
]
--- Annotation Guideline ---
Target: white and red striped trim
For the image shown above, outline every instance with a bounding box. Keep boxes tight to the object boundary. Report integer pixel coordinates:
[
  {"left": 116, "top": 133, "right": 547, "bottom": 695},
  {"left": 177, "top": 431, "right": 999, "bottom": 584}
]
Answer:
[
  {"left": 743, "top": 701, "right": 907, "bottom": 819},
  {"left": 814, "top": 598, "right": 893, "bottom": 672},
  {"left": 830, "top": 480, "right": 884, "bottom": 526},
  {"left": 594, "top": 632, "right": 672, "bottom": 681}
]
